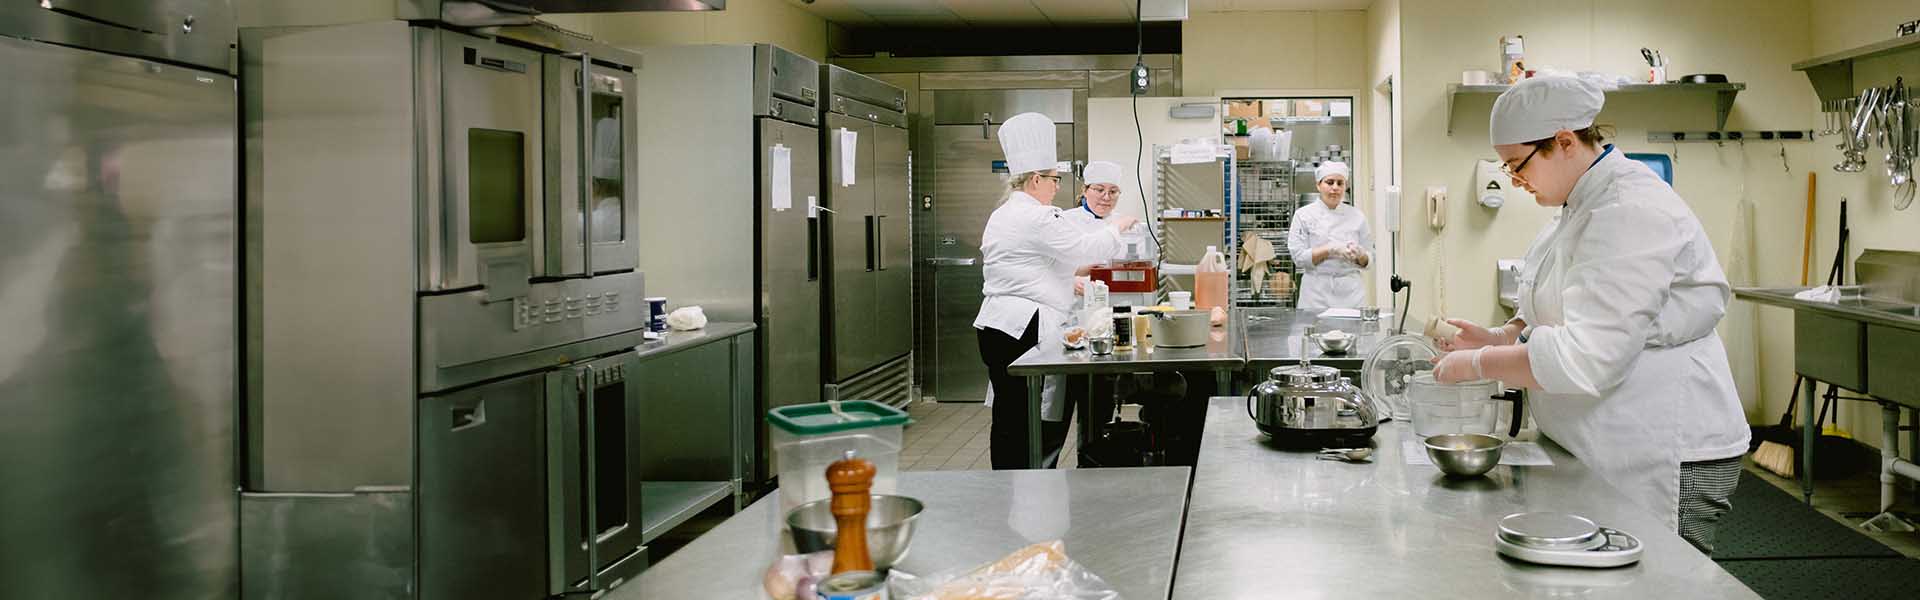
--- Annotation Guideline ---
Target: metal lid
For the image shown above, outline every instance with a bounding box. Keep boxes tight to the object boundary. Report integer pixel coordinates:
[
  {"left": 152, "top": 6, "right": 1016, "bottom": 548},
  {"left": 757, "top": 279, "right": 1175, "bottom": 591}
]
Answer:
[
  {"left": 1271, "top": 364, "right": 1342, "bottom": 386},
  {"left": 1497, "top": 512, "right": 1604, "bottom": 550}
]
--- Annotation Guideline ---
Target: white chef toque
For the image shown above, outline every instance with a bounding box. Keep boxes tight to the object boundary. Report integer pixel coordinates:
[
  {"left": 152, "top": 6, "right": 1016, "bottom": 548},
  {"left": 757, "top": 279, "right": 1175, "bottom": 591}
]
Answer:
[
  {"left": 998, "top": 112, "right": 1058, "bottom": 175},
  {"left": 1083, "top": 161, "right": 1123, "bottom": 187},
  {"left": 1489, "top": 76, "right": 1605, "bottom": 145}
]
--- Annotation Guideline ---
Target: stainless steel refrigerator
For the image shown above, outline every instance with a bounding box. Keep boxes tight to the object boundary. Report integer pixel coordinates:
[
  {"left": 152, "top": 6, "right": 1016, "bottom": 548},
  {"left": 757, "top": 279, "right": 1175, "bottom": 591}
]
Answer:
[
  {"left": 820, "top": 65, "right": 914, "bottom": 406},
  {"left": 633, "top": 44, "right": 821, "bottom": 485},
  {"left": 0, "top": 2, "right": 238, "bottom": 597}
]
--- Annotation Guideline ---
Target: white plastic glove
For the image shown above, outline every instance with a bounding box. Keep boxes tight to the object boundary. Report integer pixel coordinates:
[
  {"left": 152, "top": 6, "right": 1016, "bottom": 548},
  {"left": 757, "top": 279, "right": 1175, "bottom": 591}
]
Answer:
[
  {"left": 1318, "top": 243, "right": 1351, "bottom": 262},
  {"left": 1344, "top": 241, "right": 1366, "bottom": 262}
]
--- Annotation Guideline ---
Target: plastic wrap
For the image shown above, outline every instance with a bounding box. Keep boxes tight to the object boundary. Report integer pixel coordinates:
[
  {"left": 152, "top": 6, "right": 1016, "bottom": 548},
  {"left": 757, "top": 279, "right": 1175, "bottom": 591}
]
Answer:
[{"left": 890, "top": 541, "right": 1120, "bottom": 600}]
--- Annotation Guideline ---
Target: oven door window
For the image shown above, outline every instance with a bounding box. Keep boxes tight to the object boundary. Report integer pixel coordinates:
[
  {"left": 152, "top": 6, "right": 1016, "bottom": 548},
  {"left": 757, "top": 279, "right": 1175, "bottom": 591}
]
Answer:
[
  {"left": 590, "top": 93, "right": 624, "bottom": 243},
  {"left": 469, "top": 128, "right": 527, "bottom": 244},
  {"left": 587, "top": 377, "right": 630, "bottom": 534}
]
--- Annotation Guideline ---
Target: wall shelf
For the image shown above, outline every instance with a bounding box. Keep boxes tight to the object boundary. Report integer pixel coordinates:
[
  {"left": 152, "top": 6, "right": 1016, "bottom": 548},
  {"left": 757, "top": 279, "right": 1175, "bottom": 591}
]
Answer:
[
  {"left": 1792, "top": 34, "right": 1920, "bottom": 102},
  {"left": 1446, "top": 82, "right": 1746, "bottom": 135}
]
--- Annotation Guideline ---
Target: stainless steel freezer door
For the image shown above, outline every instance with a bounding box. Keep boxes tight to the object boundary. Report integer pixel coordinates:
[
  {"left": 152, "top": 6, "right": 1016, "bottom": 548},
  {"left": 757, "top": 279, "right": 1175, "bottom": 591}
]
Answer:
[
  {"left": 925, "top": 122, "right": 1074, "bottom": 402},
  {"left": 827, "top": 113, "right": 877, "bottom": 381},
  {"left": 0, "top": 36, "right": 237, "bottom": 598},
  {"left": 759, "top": 118, "right": 823, "bottom": 412},
  {"left": 419, "top": 373, "right": 549, "bottom": 600},
  {"left": 873, "top": 124, "right": 914, "bottom": 364}
]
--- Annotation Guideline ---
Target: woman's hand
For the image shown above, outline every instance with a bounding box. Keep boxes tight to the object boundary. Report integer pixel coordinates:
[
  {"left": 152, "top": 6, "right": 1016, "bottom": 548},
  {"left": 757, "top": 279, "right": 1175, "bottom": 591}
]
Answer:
[
  {"left": 1435, "top": 318, "right": 1507, "bottom": 352},
  {"left": 1109, "top": 215, "right": 1141, "bottom": 232},
  {"left": 1073, "top": 278, "right": 1086, "bottom": 296},
  {"left": 1432, "top": 349, "right": 1480, "bottom": 384}
]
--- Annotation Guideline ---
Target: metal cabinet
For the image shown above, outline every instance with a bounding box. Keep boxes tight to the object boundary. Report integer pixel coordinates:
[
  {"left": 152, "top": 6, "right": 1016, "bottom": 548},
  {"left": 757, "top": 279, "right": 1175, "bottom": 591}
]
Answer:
[{"left": 418, "top": 374, "right": 549, "bottom": 600}]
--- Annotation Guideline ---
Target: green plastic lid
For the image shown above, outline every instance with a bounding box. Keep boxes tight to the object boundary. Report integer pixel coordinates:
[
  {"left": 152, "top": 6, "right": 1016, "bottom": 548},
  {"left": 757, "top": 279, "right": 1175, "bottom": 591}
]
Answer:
[{"left": 767, "top": 400, "right": 911, "bottom": 435}]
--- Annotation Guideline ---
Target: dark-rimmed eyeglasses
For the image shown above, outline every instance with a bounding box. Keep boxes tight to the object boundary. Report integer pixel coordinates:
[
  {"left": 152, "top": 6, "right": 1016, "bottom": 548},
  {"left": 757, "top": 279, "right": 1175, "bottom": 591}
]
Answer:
[{"left": 1501, "top": 145, "right": 1542, "bottom": 179}]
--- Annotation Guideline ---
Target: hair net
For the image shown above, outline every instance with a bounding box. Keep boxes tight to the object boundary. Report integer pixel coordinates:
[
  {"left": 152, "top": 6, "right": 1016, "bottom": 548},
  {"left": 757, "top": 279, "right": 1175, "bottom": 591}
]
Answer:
[
  {"left": 1314, "top": 161, "right": 1350, "bottom": 183},
  {"left": 1082, "top": 161, "right": 1123, "bottom": 187},
  {"left": 1489, "top": 76, "right": 1605, "bottom": 145}
]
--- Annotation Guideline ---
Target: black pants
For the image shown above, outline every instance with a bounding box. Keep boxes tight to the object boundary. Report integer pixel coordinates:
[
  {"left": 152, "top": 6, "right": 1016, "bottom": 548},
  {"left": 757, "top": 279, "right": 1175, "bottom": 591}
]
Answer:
[{"left": 980, "top": 312, "right": 1072, "bottom": 469}]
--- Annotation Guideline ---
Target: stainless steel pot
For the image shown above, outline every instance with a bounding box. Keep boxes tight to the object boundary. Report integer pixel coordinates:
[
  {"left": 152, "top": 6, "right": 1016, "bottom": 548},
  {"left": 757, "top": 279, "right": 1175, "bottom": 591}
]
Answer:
[
  {"left": 1246, "top": 364, "right": 1378, "bottom": 448},
  {"left": 1150, "top": 310, "right": 1211, "bottom": 348}
]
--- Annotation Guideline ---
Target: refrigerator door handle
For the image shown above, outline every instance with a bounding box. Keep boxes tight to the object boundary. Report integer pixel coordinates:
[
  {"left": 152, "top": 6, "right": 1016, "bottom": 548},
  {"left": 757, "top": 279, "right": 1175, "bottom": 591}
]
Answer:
[
  {"left": 807, "top": 214, "right": 820, "bottom": 282},
  {"left": 578, "top": 363, "right": 599, "bottom": 591},
  {"left": 864, "top": 214, "right": 876, "bottom": 272},
  {"left": 874, "top": 215, "right": 885, "bottom": 271}
]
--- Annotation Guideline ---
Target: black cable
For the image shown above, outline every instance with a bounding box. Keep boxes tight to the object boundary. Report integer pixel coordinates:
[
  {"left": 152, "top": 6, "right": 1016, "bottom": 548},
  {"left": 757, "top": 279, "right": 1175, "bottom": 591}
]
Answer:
[{"left": 1131, "top": 0, "right": 1161, "bottom": 255}]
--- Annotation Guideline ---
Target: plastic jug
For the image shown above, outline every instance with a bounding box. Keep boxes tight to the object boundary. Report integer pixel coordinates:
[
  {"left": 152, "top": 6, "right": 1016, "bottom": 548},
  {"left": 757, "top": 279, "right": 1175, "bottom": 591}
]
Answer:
[{"left": 1194, "top": 245, "right": 1229, "bottom": 311}]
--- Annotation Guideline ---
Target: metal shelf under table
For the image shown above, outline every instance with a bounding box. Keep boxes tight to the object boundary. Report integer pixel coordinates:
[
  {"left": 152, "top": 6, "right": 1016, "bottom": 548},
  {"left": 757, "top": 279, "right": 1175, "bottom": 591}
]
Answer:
[{"left": 640, "top": 481, "right": 733, "bottom": 543}]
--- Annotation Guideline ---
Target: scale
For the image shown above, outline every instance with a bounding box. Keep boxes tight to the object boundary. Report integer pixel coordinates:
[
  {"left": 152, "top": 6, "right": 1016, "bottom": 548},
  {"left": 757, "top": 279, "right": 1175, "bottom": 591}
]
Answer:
[{"left": 1494, "top": 512, "right": 1643, "bottom": 568}]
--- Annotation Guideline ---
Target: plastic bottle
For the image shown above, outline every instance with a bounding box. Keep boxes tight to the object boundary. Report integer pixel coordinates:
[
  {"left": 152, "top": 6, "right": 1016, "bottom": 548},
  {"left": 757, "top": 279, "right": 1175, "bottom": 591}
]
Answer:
[{"left": 1195, "top": 245, "right": 1230, "bottom": 311}]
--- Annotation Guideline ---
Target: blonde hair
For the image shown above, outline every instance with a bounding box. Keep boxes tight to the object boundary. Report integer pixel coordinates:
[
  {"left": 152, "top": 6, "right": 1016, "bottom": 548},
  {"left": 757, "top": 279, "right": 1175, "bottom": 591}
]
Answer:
[{"left": 1000, "top": 171, "right": 1048, "bottom": 204}]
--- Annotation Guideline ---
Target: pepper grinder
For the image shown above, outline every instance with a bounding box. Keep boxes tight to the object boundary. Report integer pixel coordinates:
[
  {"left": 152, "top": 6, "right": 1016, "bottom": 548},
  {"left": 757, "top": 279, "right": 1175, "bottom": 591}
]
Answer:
[{"left": 826, "top": 452, "right": 876, "bottom": 574}]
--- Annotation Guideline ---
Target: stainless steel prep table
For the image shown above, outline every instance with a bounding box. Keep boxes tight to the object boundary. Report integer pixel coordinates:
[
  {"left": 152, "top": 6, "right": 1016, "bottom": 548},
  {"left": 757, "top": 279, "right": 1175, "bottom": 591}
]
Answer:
[
  {"left": 1175, "top": 397, "right": 1761, "bottom": 599},
  {"left": 1007, "top": 318, "right": 1245, "bottom": 468},
  {"left": 620, "top": 467, "right": 1192, "bottom": 599},
  {"left": 1239, "top": 306, "right": 1400, "bottom": 374}
]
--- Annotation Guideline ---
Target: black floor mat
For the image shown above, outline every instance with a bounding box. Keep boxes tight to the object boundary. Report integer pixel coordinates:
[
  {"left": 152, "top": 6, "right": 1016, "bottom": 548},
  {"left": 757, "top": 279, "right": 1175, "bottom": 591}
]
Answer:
[
  {"left": 1718, "top": 558, "right": 1920, "bottom": 600},
  {"left": 1713, "top": 472, "right": 1903, "bottom": 560}
]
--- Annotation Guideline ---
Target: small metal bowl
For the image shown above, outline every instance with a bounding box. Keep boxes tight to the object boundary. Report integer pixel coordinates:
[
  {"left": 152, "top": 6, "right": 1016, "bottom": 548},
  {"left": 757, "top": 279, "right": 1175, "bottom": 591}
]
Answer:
[
  {"left": 1317, "top": 333, "right": 1355, "bottom": 355},
  {"left": 1424, "top": 433, "right": 1506, "bottom": 477},
  {"left": 1089, "top": 336, "right": 1115, "bottom": 355},
  {"left": 786, "top": 494, "right": 924, "bottom": 569}
]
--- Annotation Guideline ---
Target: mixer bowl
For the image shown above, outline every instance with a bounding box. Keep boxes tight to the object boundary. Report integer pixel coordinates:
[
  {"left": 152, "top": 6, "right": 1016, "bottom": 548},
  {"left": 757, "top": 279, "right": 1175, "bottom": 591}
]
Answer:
[
  {"left": 786, "top": 494, "right": 924, "bottom": 568},
  {"left": 1424, "top": 433, "right": 1506, "bottom": 477}
]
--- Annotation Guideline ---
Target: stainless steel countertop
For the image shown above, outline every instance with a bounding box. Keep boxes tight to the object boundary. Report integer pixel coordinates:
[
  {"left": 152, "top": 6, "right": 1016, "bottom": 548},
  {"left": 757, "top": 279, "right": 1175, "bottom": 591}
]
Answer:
[
  {"left": 1240, "top": 307, "right": 1401, "bottom": 371},
  {"left": 1174, "top": 397, "right": 1760, "bottom": 599},
  {"left": 622, "top": 467, "right": 1192, "bottom": 599},
  {"left": 632, "top": 321, "right": 756, "bottom": 361},
  {"left": 1734, "top": 286, "right": 1920, "bottom": 333},
  {"left": 1007, "top": 318, "right": 1244, "bottom": 376}
]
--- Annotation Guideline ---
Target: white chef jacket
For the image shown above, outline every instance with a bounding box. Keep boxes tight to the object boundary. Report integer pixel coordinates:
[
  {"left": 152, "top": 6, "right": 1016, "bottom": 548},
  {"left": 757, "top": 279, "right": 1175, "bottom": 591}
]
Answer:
[
  {"left": 1061, "top": 203, "right": 1153, "bottom": 263},
  {"left": 975, "top": 191, "right": 1122, "bottom": 420},
  {"left": 1515, "top": 147, "right": 1750, "bottom": 529},
  {"left": 1287, "top": 200, "right": 1372, "bottom": 309}
]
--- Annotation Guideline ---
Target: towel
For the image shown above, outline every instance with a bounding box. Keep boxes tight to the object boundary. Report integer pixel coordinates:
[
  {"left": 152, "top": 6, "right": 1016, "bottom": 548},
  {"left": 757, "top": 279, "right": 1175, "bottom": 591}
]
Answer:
[{"left": 1240, "top": 233, "right": 1277, "bottom": 292}]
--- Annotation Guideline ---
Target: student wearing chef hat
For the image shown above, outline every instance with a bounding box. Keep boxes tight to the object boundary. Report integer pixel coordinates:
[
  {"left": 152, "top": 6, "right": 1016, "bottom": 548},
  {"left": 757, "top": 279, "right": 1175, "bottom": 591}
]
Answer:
[
  {"left": 1286, "top": 160, "right": 1372, "bottom": 310},
  {"left": 975, "top": 113, "right": 1140, "bottom": 469},
  {"left": 1432, "top": 76, "right": 1748, "bottom": 553}
]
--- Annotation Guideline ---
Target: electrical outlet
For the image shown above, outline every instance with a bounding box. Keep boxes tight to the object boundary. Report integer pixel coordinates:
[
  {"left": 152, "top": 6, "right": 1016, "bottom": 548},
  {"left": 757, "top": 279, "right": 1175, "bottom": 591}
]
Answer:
[{"left": 1131, "top": 61, "right": 1150, "bottom": 95}]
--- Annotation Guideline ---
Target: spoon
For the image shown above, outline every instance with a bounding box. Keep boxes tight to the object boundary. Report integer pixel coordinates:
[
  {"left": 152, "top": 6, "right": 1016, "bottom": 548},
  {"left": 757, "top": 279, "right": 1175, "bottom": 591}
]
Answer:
[{"left": 1318, "top": 447, "right": 1375, "bottom": 463}]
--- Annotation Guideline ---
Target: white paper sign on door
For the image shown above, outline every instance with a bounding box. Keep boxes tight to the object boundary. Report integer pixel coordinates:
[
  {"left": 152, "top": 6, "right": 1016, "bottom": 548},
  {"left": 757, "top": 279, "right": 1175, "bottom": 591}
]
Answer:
[
  {"left": 1170, "top": 142, "right": 1216, "bottom": 165},
  {"left": 770, "top": 144, "right": 792, "bottom": 210},
  {"left": 839, "top": 128, "right": 858, "bottom": 187},
  {"left": 1330, "top": 100, "right": 1353, "bottom": 117}
]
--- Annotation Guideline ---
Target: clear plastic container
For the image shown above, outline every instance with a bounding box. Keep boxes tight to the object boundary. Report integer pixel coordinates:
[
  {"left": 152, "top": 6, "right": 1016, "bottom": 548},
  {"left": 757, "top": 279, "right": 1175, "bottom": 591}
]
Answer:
[
  {"left": 1407, "top": 373, "right": 1502, "bottom": 438},
  {"left": 768, "top": 400, "right": 910, "bottom": 515}
]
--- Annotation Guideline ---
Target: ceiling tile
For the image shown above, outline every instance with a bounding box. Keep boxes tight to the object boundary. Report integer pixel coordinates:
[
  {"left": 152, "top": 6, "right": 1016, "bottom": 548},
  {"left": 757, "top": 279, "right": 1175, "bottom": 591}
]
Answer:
[
  {"left": 942, "top": 0, "right": 1050, "bottom": 26},
  {"left": 1031, "top": 0, "right": 1134, "bottom": 24},
  {"left": 788, "top": 0, "right": 878, "bottom": 24},
  {"left": 847, "top": 0, "right": 954, "bottom": 17}
]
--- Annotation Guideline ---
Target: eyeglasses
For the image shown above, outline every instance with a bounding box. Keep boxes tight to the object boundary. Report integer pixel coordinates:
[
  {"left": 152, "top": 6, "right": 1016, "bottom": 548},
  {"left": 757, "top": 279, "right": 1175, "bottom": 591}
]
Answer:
[
  {"left": 1501, "top": 145, "right": 1542, "bottom": 179},
  {"left": 1086, "top": 185, "right": 1120, "bottom": 196}
]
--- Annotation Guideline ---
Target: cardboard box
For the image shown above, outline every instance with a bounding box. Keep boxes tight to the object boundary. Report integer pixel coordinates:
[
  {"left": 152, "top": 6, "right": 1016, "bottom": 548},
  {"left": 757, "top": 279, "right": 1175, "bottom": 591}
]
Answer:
[
  {"left": 1231, "top": 137, "right": 1251, "bottom": 160},
  {"left": 1226, "top": 100, "right": 1263, "bottom": 119},
  {"left": 1293, "top": 100, "right": 1326, "bottom": 117},
  {"left": 1265, "top": 101, "right": 1292, "bottom": 119}
]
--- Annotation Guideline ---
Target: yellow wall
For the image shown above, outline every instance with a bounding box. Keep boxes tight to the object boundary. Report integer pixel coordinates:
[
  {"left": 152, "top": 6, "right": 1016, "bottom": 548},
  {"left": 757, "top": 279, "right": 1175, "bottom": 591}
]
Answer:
[
  {"left": 1364, "top": 0, "right": 1401, "bottom": 308},
  {"left": 1181, "top": 10, "right": 1369, "bottom": 96},
  {"left": 545, "top": 0, "right": 830, "bottom": 61}
]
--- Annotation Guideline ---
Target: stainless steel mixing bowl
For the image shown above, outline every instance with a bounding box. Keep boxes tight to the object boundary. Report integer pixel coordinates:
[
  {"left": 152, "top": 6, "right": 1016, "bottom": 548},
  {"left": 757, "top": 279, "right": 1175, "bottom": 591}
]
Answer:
[
  {"left": 785, "top": 494, "right": 924, "bottom": 568},
  {"left": 1424, "top": 433, "right": 1506, "bottom": 477}
]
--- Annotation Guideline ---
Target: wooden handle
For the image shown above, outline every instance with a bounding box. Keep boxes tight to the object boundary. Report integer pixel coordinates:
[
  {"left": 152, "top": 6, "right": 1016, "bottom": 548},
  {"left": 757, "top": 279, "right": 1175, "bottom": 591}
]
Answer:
[{"left": 827, "top": 456, "right": 876, "bottom": 574}]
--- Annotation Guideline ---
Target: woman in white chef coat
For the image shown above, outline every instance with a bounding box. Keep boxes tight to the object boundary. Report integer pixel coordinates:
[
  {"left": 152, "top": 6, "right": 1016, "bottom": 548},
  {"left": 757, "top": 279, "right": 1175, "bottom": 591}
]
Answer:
[
  {"left": 1433, "top": 77, "right": 1749, "bottom": 553},
  {"left": 1287, "top": 162, "right": 1372, "bottom": 309},
  {"left": 1062, "top": 161, "right": 1152, "bottom": 274},
  {"left": 977, "top": 113, "right": 1139, "bottom": 469}
]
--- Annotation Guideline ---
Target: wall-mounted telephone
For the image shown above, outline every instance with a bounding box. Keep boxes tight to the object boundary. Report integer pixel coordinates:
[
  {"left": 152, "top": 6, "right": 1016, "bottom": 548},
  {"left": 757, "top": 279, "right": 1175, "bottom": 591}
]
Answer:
[{"left": 1425, "top": 185, "right": 1447, "bottom": 230}]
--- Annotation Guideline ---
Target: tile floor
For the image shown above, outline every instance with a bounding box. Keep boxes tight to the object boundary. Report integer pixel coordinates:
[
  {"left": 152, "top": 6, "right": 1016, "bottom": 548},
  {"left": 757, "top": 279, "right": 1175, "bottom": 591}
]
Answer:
[{"left": 901, "top": 401, "right": 1081, "bottom": 470}]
